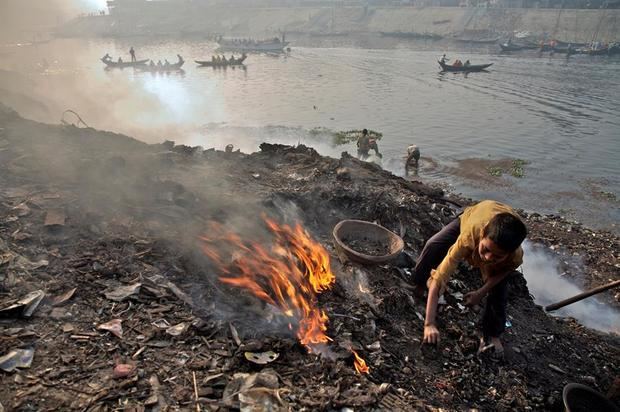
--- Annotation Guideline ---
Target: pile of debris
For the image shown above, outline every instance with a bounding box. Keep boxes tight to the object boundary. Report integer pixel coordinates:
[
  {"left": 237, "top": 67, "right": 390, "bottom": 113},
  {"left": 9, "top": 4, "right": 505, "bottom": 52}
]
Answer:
[{"left": 0, "top": 108, "right": 618, "bottom": 411}]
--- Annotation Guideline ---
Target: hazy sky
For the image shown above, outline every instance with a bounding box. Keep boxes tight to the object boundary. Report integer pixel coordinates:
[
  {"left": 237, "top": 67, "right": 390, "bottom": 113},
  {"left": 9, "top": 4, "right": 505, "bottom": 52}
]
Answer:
[{"left": 0, "top": 0, "right": 106, "bottom": 42}]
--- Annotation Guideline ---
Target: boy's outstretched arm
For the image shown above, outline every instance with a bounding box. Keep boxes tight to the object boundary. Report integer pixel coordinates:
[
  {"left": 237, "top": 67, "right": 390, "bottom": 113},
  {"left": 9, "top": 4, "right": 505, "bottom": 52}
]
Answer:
[{"left": 423, "top": 279, "right": 441, "bottom": 344}]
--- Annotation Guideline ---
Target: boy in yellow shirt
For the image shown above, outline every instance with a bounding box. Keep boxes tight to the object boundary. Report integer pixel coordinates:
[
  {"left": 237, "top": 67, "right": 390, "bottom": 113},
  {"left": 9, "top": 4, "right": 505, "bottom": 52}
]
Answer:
[{"left": 413, "top": 200, "right": 527, "bottom": 353}]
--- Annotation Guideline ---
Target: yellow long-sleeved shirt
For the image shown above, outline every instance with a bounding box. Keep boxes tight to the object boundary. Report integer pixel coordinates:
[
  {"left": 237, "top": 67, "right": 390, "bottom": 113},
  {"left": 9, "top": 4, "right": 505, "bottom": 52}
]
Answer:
[{"left": 429, "top": 200, "right": 524, "bottom": 290}]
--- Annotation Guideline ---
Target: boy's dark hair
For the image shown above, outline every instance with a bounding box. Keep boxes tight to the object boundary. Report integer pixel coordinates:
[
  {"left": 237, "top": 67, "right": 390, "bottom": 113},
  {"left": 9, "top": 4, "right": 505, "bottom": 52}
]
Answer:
[{"left": 483, "top": 213, "right": 527, "bottom": 252}]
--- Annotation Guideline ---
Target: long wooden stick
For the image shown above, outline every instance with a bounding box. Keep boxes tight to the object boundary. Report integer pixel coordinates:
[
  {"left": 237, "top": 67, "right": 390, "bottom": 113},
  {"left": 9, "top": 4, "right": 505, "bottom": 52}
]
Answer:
[
  {"left": 192, "top": 371, "right": 200, "bottom": 412},
  {"left": 545, "top": 279, "right": 620, "bottom": 312}
]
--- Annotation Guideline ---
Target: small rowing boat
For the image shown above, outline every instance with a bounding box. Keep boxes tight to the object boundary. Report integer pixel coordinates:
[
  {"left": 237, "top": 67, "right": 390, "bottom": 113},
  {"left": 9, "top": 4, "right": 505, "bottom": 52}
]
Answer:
[
  {"left": 101, "top": 58, "right": 149, "bottom": 68},
  {"left": 195, "top": 55, "right": 247, "bottom": 67},
  {"left": 438, "top": 60, "right": 493, "bottom": 72}
]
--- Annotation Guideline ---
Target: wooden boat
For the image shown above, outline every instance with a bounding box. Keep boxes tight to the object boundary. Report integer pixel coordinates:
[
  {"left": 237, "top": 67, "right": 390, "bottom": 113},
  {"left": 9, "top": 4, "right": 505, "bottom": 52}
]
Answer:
[
  {"left": 499, "top": 42, "right": 538, "bottom": 52},
  {"left": 195, "top": 55, "right": 247, "bottom": 67},
  {"left": 454, "top": 36, "right": 501, "bottom": 44},
  {"left": 380, "top": 31, "right": 443, "bottom": 40},
  {"left": 139, "top": 59, "right": 185, "bottom": 72},
  {"left": 438, "top": 60, "right": 492, "bottom": 72},
  {"left": 583, "top": 47, "right": 611, "bottom": 56},
  {"left": 101, "top": 58, "right": 149, "bottom": 68}
]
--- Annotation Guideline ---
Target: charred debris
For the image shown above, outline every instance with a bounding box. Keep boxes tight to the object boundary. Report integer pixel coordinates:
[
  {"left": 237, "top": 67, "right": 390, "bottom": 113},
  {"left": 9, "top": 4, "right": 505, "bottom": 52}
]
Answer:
[{"left": 0, "top": 107, "right": 618, "bottom": 411}]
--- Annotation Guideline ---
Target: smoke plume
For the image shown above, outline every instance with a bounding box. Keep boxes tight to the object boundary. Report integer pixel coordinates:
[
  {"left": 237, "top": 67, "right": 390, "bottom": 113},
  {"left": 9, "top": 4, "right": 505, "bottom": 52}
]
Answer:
[{"left": 521, "top": 241, "right": 619, "bottom": 334}]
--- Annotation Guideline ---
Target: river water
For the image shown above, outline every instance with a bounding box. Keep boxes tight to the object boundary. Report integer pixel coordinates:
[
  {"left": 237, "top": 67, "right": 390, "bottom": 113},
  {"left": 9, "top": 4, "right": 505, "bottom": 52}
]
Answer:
[{"left": 1, "top": 36, "right": 618, "bottom": 231}]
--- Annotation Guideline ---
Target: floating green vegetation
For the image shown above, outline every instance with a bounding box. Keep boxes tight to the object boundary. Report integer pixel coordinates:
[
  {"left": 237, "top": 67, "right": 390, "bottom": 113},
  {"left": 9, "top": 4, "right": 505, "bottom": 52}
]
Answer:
[
  {"left": 487, "top": 159, "right": 529, "bottom": 178},
  {"left": 308, "top": 127, "right": 330, "bottom": 137},
  {"left": 510, "top": 159, "right": 529, "bottom": 178},
  {"left": 599, "top": 191, "right": 617, "bottom": 201}
]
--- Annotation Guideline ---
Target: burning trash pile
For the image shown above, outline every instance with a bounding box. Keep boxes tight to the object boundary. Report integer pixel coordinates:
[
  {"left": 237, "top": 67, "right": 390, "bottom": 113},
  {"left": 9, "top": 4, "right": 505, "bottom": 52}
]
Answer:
[
  {"left": 0, "top": 108, "right": 618, "bottom": 411},
  {"left": 199, "top": 216, "right": 369, "bottom": 373}
]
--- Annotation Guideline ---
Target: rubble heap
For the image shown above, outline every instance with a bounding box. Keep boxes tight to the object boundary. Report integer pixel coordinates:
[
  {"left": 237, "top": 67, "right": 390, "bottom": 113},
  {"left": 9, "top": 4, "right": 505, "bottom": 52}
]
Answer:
[{"left": 0, "top": 107, "right": 618, "bottom": 411}]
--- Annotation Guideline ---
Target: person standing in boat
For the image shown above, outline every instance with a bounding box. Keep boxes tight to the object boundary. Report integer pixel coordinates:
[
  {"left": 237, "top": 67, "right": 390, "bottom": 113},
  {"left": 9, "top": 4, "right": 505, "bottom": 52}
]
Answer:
[
  {"left": 440, "top": 54, "right": 448, "bottom": 64},
  {"left": 129, "top": 47, "right": 136, "bottom": 62}
]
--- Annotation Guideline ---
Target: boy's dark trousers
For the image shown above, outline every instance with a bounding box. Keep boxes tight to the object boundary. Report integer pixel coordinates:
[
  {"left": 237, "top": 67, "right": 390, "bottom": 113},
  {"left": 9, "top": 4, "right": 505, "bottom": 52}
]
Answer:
[{"left": 412, "top": 217, "right": 510, "bottom": 339}]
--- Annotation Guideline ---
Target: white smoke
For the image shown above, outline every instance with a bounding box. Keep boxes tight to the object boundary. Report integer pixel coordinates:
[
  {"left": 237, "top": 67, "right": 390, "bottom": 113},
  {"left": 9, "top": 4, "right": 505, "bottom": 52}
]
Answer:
[{"left": 521, "top": 241, "right": 619, "bottom": 334}]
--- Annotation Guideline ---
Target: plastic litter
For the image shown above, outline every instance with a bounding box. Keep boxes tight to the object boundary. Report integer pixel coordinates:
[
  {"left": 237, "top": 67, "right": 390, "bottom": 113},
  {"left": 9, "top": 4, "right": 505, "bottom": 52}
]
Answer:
[
  {"left": 0, "top": 347, "right": 35, "bottom": 372},
  {"left": 244, "top": 351, "right": 279, "bottom": 365}
]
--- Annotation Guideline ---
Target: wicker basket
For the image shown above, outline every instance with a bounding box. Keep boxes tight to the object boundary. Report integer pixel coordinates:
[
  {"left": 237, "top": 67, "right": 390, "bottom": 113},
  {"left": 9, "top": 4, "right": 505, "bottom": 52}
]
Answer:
[{"left": 332, "top": 219, "right": 404, "bottom": 265}]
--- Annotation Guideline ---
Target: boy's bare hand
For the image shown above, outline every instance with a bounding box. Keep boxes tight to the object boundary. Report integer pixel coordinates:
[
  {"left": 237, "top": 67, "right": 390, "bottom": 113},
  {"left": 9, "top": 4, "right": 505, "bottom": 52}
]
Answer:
[
  {"left": 423, "top": 325, "right": 440, "bottom": 344},
  {"left": 464, "top": 290, "right": 483, "bottom": 307}
]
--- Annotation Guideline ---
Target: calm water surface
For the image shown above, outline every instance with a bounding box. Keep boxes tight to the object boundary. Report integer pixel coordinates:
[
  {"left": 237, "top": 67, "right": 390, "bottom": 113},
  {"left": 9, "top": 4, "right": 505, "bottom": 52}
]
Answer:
[{"left": 1, "top": 37, "right": 619, "bottom": 231}]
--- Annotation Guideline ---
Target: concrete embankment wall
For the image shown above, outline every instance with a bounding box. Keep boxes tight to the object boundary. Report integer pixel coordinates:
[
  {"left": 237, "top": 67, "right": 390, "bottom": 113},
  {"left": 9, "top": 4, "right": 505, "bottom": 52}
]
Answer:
[{"left": 60, "top": 6, "right": 620, "bottom": 43}]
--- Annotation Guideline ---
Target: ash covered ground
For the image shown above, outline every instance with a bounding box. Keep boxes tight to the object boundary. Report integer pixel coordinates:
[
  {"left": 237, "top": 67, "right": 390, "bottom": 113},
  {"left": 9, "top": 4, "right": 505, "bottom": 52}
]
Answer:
[{"left": 0, "top": 105, "right": 618, "bottom": 411}]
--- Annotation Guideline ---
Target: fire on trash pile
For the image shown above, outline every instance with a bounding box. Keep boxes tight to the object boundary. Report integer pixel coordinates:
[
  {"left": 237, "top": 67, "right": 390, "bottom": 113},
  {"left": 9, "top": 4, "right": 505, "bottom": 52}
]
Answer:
[{"left": 0, "top": 107, "right": 618, "bottom": 411}]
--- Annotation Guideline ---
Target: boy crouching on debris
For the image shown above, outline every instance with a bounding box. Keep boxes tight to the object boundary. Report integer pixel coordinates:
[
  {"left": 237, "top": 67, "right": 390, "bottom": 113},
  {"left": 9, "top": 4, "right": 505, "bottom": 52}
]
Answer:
[{"left": 413, "top": 200, "right": 527, "bottom": 354}]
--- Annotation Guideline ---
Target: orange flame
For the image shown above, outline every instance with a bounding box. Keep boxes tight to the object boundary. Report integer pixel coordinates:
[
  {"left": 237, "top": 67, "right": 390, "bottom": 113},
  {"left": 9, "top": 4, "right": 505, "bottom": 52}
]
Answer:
[
  {"left": 352, "top": 349, "right": 370, "bottom": 374},
  {"left": 199, "top": 216, "right": 335, "bottom": 352}
]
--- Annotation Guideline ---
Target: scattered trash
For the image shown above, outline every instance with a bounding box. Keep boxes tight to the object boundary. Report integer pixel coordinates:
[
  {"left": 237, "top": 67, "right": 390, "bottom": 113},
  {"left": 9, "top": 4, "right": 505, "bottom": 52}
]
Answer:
[
  {"left": 244, "top": 351, "right": 280, "bottom": 365},
  {"left": 12, "top": 203, "right": 31, "bottom": 217},
  {"left": 104, "top": 283, "right": 141, "bottom": 301},
  {"left": 145, "top": 374, "right": 166, "bottom": 408},
  {"left": 9, "top": 255, "right": 48, "bottom": 271},
  {"left": 165, "top": 322, "right": 188, "bottom": 337},
  {"left": 97, "top": 319, "right": 123, "bottom": 338},
  {"left": 112, "top": 363, "right": 136, "bottom": 379},
  {"left": 44, "top": 209, "right": 66, "bottom": 228},
  {"left": 51, "top": 288, "right": 76, "bottom": 306},
  {"left": 230, "top": 322, "right": 241, "bottom": 346},
  {"left": 549, "top": 364, "right": 567, "bottom": 374},
  {"left": 151, "top": 319, "right": 170, "bottom": 329},
  {"left": 0, "top": 290, "right": 45, "bottom": 318},
  {"left": 252, "top": 173, "right": 261, "bottom": 179},
  {"left": 223, "top": 370, "right": 286, "bottom": 410},
  {"left": 0, "top": 348, "right": 35, "bottom": 372}
]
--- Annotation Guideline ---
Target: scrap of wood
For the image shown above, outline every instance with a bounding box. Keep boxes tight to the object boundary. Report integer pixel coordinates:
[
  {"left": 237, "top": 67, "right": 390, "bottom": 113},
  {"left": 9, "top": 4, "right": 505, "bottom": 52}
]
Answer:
[{"left": 44, "top": 209, "right": 66, "bottom": 227}]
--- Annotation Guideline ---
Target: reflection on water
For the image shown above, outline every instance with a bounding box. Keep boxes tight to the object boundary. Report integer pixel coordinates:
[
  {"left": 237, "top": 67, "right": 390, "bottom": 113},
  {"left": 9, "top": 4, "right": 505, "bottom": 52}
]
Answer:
[{"left": 0, "top": 37, "right": 618, "bottom": 231}]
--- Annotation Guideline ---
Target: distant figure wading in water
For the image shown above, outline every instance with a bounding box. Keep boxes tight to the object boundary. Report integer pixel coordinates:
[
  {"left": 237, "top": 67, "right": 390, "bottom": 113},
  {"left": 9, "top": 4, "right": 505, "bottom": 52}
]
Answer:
[
  {"left": 405, "top": 144, "right": 420, "bottom": 175},
  {"left": 356, "top": 129, "right": 382, "bottom": 160}
]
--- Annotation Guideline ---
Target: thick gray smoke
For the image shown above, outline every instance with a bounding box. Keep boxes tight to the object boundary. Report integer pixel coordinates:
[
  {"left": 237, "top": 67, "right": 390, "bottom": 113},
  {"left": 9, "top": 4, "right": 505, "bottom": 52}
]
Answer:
[{"left": 521, "top": 241, "right": 619, "bottom": 334}]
